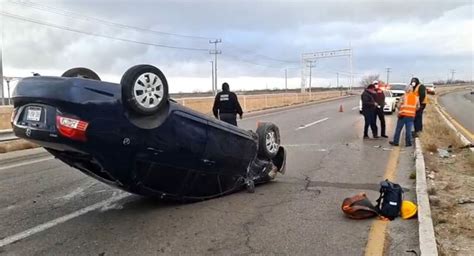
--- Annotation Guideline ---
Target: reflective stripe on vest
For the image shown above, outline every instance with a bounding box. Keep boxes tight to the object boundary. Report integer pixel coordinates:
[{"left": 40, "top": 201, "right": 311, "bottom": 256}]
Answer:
[
  {"left": 414, "top": 85, "right": 428, "bottom": 104},
  {"left": 399, "top": 92, "right": 417, "bottom": 117}
]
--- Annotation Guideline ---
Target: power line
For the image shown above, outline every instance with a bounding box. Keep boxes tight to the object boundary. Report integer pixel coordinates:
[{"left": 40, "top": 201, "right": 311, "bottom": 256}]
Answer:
[
  {"left": 225, "top": 42, "right": 298, "bottom": 64},
  {"left": 9, "top": 0, "right": 302, "bottom": 73},
  {"left": 0, "top": 11, "right": 210, "bottom": 52},
  {"left": 8, "top": 0, "right": 216, "bottom": 41},
  {"left": 222, "top": 53, "right": 298, "bottom": 69}
]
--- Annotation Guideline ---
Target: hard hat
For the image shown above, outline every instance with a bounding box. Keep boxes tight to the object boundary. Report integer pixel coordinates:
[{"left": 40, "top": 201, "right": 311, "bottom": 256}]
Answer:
[
  {"left": 401, "top": 200, "right": 417, "bottom": 219},
  {"left": 372, "top": 80, "right": 379, "bottom": 84}
]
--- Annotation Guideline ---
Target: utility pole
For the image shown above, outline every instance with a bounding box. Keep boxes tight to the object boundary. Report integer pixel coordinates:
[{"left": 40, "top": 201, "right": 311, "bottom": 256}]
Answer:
[
  {"left": 385, "top": 67, "right": 391, "bottom": 84},
  {"left": 209, "top": 39, "right": 222, "bottom": 95},
  {"left": 5, "top": 77, "right": 11, "bottom": 105},
  {"left": 450, "top": 69, "right": 456, "bottom": 83},
  {"left": 210, "top": 61, "right": 214, "bottom": 95},
  {"left": 0, "top": 24, "right": 4, "bottom": 106},
  {"left": 337, "top": 72, "right": 341, "bottom": 95},
  {"left": 307, "top": 61, "right": 315, "bottom": 94},
  {"left": 349, "top": 48, "right": 353, "bottom": 91},
  {"left": 284, "top": 69, "right": 288, "bottom": 93},
  {"left": 0, "top": 47, "right": 3, "bottom": 106}
]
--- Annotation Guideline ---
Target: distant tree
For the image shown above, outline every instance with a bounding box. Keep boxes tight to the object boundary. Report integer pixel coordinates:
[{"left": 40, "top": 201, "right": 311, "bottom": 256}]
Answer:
[{"left": 360, "top": 74, "right": 380, "bottom": 87}]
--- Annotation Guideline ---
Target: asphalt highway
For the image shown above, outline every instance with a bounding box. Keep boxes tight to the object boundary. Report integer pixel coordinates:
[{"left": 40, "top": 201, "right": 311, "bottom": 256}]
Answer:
[
  {"left": 0, "top": 96, "right": 407, "bottom": 255},
  {"left": 438, "top": 89, "right": 474, "bottom": 136}
]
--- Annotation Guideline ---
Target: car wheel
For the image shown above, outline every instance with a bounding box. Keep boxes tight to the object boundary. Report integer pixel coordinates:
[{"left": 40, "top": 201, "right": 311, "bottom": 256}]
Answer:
[
  {"left": 121, "top": 64, "right": 169, "bottom": 116},
  {"left": 256, "top": 122, "right": 280, "bottom": 159},
  {"left": 61, "top": 67, "right": 101, "bottom": 81}
]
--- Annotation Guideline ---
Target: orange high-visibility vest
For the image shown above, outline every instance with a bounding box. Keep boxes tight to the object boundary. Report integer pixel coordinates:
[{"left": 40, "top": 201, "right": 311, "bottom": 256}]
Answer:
[
  {"left": 399, "top": 92, "right": 418, "bottom": 117},
  {"left": 414, "top": 85, "right": 429, "bottom": 104}
]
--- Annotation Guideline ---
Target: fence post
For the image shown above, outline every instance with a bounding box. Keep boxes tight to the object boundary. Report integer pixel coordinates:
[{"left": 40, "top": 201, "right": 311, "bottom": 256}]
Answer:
[
  {"left": 265, "top": 95, "right": 268, "bottom": 108},
  {"left": 182, "top": 99, "right": 186, "bottom": 107}
]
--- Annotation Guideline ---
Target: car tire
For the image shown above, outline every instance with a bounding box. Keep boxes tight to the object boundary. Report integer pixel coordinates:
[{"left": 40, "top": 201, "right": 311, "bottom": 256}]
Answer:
[
  {"left": 121, "top": 64, "right": 169, "bottom": 116},
  {"left": 256, "top": 122, "right": 280, "bottom": 159},
  {"left": 61, "top": 67, "right": 101, "bottom": 81}
]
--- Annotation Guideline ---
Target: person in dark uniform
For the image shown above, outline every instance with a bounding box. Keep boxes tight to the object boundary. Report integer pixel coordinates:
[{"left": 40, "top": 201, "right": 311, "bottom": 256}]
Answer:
[
  {"left": 373, "top": 80, "right": 388, "bottom": 138},
  {"left": 212, "top": 82, "right": 243, "bottom": 126},
  {"left": 361, "top": 84, "right": 379, "bottom": 139},
  {"left": 411, "top": 77, "right": 427, "bottom": 137}
]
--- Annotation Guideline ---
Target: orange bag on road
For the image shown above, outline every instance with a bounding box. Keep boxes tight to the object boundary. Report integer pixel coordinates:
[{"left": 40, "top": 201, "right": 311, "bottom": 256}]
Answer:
[{"left": 342, "top": 193, "right": 379, "bottom": 219}]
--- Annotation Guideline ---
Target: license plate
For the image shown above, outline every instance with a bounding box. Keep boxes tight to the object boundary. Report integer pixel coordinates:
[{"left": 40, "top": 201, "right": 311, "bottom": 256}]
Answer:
[{"left": 26, "top": 107, "right": 42, "bottom": 122}]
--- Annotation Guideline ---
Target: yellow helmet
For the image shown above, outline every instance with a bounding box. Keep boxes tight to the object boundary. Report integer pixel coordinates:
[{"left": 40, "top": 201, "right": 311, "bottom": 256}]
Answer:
[{"left": 401, "top": 200, "right": 418, "bottom": 219}]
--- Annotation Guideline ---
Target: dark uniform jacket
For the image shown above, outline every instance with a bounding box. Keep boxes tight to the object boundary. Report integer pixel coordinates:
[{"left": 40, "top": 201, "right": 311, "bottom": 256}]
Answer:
[
  {"left": 361, "top": 89, "right": 377, "bottom": 111},
  {"left": 374, "top": 89, "right": 386, "bottom": 106},
  {"left": 212, "top": 91, "right": 243, "bottom": 118}
]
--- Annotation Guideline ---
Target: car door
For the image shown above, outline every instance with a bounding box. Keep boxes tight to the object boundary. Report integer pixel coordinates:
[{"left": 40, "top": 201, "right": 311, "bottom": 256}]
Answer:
[
  {"left": 134, "top": 110, "right": 209, "bottom": 196},
  {"left": 203, "top": 119, "right": 257, "bottom": 175}
]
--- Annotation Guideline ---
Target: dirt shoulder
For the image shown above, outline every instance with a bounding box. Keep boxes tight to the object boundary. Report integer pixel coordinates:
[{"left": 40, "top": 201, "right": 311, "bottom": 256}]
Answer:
[
  {"left": 0, "top": 139, "right": 39, "bottom": 153},
  {"left": 419, "top": 88, "right": 474, "bottom": 255}
]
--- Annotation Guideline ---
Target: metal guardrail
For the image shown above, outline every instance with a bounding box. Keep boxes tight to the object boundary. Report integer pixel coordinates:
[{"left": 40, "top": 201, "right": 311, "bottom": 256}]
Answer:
[{"left": 0, "top": 130, "right": 17, "bottom": 142}]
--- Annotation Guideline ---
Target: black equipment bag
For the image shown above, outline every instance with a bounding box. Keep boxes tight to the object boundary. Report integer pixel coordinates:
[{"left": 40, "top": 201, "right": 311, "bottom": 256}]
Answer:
[{"left": 375, "top": 180, "right": 403, "bottom": 220}]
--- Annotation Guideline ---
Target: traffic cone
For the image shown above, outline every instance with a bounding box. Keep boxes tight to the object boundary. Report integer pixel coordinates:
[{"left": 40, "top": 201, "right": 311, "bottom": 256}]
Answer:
[{"left": 339, "top": 104, "right": 344, "bottom": 112}]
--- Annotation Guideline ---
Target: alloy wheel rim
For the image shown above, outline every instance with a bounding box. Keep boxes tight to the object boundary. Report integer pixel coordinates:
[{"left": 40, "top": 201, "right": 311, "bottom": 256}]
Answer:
[
  {"left": 133, "top": 72, "right": 164, "bottom": 109},
  {"left": 265, "top": 131, "right": 279, "bottom": 154}
]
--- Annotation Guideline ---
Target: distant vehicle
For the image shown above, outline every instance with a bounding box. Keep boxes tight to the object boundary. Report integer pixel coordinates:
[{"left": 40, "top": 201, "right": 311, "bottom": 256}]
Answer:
[
  {"left": 388, "top": 83, "right": 407, "bottom": 102},
  {"left": 424, "top": 83, "right": 436, "bottom": 95},
  {"left": 11, "top": 65, "right": 286, "bottom": 201},
  {"left": 359, "top": 90, "right": 397, "bottom": 114}
]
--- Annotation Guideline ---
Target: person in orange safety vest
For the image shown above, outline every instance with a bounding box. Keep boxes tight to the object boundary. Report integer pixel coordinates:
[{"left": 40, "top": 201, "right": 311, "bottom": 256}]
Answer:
[{"left": 389, "top": 86, "right": 420, "bottom": 147}]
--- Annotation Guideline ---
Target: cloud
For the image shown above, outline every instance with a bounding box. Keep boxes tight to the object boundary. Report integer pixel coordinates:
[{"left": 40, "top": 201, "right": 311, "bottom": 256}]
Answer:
[{"left": 1, "top": 0, "right": 473, "bottom": 93}]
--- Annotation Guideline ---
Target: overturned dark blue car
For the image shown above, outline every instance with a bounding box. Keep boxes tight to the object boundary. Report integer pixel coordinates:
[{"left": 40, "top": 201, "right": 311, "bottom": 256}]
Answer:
[{"left": 11, "top": 64, "right": 286, "bottom": 201}]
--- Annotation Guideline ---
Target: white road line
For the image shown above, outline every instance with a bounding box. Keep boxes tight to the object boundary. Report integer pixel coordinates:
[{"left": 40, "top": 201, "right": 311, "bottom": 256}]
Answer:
[
  {"left": 0, "top": 192, "right": 130, "bottom": 248},
  {"left": 295, "top": 117, "right": 329, "bottom": 130},
  {"left": 55, "top": 180, "right": 97, "bottom": 201},
  {"left": 351, "top": 106, "right": 359, "bottom": 110},
  {"left": 0, "top": 156, "right": 54, "bottom": 171},
  {"left": 282, "top": 144, "right": 328, "bottom": 151}
]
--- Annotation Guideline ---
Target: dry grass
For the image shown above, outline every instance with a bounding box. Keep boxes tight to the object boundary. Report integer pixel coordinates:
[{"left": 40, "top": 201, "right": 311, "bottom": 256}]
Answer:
[
  {"left": 420, "top": 104, "right": 464, "bottom": 151},
  {"left": 420, "top": 101, "right": 474, "bottom": 255},
  {"left": 0, "top": 92, "right": 343, "bottom": 132},
  {"left": 0, "top": 106, "right": 13, "bottom": 130},
  {"left": 0, "top": 91, "right": 343, "bottom": 154},
  {"left": 0, "top": 140, "right": 39, "bottom": 153},
  {"left": 468, "top": 154, "right": 474, "bottom": 170},
  {"left": 177, "top": 91, "right": 342, "bottom": 115}
]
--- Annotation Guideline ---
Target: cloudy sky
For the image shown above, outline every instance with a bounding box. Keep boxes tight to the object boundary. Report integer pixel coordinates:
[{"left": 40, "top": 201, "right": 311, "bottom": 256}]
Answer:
[{"left": 1, "top": 0, "right": 473, "bottom": 93}]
